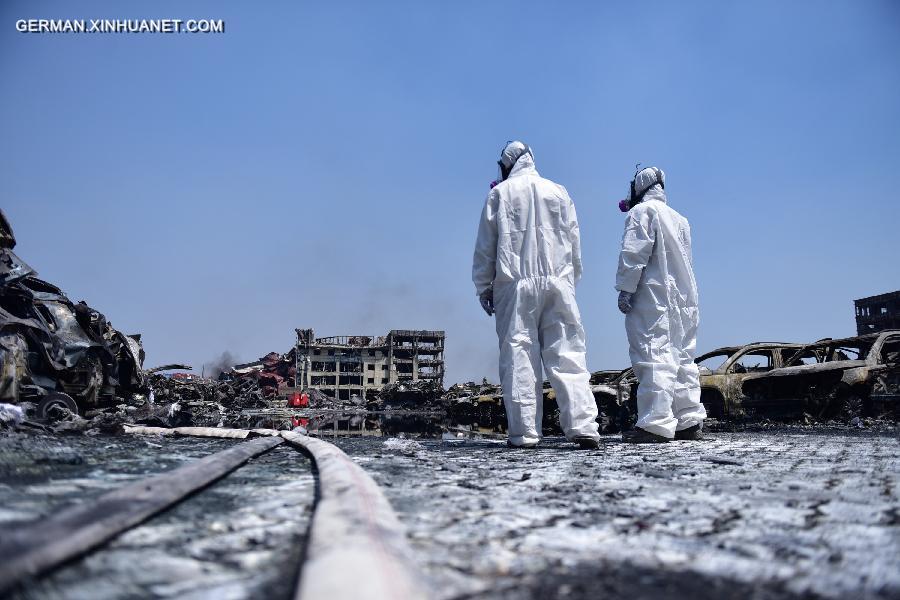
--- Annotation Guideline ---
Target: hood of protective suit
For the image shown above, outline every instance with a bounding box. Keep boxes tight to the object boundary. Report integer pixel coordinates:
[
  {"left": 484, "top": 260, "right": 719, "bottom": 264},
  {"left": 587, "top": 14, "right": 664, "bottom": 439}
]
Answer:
[
  {"left": 507, "top": 151, "right": 536, "bottom": 178},
  {"left": 631, "top": 167, "right": 667, "bottom": 205},
  {"left": 499, "top": 141, "right": 536, "bottom": 180}
]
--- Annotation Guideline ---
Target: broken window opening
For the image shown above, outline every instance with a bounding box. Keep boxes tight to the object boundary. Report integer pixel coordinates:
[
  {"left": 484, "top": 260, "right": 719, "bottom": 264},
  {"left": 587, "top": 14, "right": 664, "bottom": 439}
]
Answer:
[
  {"left": 729, "top": 351, "right": 774, "bottom": 373},
  {"left": 879, "top": 337, "right": 900, "bottom": 365},
  {"left": 696, "top": 352, "right": 730, "bottom": 372},
  {"left": 785, "top": 348, "right": 819, "bottom": 366}
]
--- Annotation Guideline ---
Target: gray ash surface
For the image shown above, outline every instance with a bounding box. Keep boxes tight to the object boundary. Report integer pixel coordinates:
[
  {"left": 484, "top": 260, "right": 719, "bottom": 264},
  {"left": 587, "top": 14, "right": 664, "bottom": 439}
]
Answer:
[
  {"left": 2, "top": 425, "right": 899, "bottom": 600},
  {"left": 334, "top": 427, "right": 900, "bottom": 600},
  {"left": 1, "top": 434, "right": 314, "bottom": 600}
]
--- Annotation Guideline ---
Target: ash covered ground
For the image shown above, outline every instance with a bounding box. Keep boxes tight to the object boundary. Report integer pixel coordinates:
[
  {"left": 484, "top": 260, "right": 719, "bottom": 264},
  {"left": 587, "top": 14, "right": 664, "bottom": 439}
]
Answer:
[
  {"left": 0, "top": 434, "right": 314, "bottom": 600},
  {"left": 336, "top": 426, "right": 900, "bottom": 600},
  {"left": 1, "top": 424, "right": 898, "bottom": 599}
]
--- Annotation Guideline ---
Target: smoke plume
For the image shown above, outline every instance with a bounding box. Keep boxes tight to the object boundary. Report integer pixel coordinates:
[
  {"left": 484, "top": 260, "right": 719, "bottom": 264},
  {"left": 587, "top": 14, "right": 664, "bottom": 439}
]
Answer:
[{"left": 203, "top": 350, "right": 237, "bottom": 379}]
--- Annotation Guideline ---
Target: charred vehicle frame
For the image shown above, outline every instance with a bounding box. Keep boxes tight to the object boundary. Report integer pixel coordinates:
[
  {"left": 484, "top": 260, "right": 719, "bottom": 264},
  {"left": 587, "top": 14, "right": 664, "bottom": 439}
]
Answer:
[
  {"left": 0, "top": 210, "right": 145, "bottom": 418},
  {"left": 592, "top": 343, "right": 809, "bottom": 429},
  {"left": 742, "top": 331, "right": 900, "bottom": 419}
]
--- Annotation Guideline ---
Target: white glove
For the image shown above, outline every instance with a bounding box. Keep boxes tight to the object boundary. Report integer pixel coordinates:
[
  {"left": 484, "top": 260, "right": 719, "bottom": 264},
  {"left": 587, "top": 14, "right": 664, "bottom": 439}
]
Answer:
[
  {"left": 617, "top": 290, "right": 633, "bottom": 314},
  {"left": 479, "top": 288, "right": 494, "bottom": 316}
]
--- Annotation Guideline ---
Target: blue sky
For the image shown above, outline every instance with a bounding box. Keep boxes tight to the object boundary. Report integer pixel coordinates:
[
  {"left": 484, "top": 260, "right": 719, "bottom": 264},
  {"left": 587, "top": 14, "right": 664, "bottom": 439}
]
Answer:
[{"left": 2, "top": 1, "right": 898, "bottom": 383}]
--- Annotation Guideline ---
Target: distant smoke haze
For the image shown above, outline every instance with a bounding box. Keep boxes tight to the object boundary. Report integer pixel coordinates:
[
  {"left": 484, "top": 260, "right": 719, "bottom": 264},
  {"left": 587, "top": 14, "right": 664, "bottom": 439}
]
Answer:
[{"left": 203, "top": 350, "right": 238, "bottom": 379}]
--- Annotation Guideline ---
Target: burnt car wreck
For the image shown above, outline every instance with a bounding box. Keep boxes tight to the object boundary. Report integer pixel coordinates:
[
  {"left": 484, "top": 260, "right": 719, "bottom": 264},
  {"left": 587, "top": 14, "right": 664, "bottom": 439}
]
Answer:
[
  {"left": 590, "top": 334, "right": 900, "bottom": 428},
  {"left": 694, "top": 343, "right": 807, "bottom": 418},
  {"left": 742, "top": 331, "right": 900, "bottom": 419},
  {"left": 586, "top": 343, "right": 810, "bottom": 431},
  {"left": 0, "top": 210, "right": 145, "bottom": 418}
]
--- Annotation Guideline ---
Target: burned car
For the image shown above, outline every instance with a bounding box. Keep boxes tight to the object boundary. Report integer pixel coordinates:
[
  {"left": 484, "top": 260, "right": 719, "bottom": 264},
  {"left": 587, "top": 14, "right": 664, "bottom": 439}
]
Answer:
[
  {"left": 742, "top": 331, "right": 900, "bottom": 419},
  {"left": 589, "top": 369, "right": 637, "bottom": 432},
  {"left": 593, "top": 342, "right": 808, "bottom": 427},
  {"left": 0, "top": 209, "right": 145, "bottom": 418},
  {"left": 694, "top": 342, "right": 809, "bottom": 418}
]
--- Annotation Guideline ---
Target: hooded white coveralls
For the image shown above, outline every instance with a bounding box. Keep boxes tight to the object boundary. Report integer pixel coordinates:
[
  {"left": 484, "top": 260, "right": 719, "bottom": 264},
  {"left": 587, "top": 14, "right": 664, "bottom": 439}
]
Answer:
[
  {"left": 615, "top": 171, "right": 707, "bottom": 438},
  {"left": 473, "top": 151, "right": 600, "bottom": 446}
]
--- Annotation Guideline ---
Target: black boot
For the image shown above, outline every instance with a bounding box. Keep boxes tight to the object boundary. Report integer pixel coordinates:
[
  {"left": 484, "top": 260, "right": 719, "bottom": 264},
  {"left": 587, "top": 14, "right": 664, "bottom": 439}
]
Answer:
[
  {"left": 622, "top": 427, "right": 671, "bottom": 444},
  {"left": 573, "top": 436, "right": 600, "bottom": 449},
  {"left": 675, "top": 424, "right": 703, "bottom": 440}
]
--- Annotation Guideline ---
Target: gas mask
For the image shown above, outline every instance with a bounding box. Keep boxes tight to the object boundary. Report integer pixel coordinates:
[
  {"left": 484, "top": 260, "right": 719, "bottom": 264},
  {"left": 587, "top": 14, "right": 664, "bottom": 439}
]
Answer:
[{"left": 489, "top": 163, "right": 511, "bottom": 189}]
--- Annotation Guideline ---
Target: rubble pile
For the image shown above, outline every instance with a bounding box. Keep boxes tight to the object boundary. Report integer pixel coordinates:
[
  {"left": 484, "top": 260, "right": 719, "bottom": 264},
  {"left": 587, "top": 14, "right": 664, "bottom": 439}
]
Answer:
[
  {"left": 0, "top": 368, "right": 277, "bottom": 434},
  {"left": 444, "top": 379, "right": 503, "bottom": 423},
  {"left": 445, "top": 380, "right": 501, "bottom": 401},
  {"left": 140, "top": 373, "right": 275, "bottom": 428},
  {"left": 0, "top": 209, "right": 146, "bottom": 419},
  {"left": 223, "top": 351, "right": 297, "bottom": 397},
  {"left": 151, "top": 374, "right": 267, "bottom": 411},
  {"left": 374, "top": 379, "right": 444, "bottom": 410},
  {"left": 303, "top": 387, "right": 367, "bottom": 409}
]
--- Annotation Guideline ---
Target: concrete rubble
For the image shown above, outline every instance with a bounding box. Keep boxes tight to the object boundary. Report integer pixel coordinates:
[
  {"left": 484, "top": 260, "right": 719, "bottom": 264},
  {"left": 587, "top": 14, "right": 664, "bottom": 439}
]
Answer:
[{"left": 222, "top": 351, "right": 297, "bottom": 398}]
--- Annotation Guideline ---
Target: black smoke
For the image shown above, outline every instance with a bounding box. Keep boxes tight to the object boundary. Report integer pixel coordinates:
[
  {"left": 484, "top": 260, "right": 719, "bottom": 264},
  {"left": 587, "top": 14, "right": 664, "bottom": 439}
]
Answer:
[{"left": 203, "top": 350, "right": 237, "bottom": 379}]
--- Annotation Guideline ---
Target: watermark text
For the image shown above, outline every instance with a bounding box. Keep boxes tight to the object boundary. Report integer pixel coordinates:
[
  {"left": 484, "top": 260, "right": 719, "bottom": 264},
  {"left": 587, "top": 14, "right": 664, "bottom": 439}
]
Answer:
[{"left": 16, "top": 19, "right": 225, "bottom": 34}]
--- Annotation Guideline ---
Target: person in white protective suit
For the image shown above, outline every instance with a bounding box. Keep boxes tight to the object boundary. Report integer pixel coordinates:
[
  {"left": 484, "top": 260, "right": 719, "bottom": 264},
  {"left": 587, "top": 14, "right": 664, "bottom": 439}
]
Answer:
[
  {"left": 616, "top": 166, "right": 707, "bottom": 443},
  {"left": 473, "top": 141, "right": 601, "bottom": 449}
]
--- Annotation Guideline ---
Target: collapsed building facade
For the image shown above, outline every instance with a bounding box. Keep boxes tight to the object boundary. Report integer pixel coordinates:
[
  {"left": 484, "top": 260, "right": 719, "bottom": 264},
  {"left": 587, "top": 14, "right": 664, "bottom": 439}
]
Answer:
[
  {"left": 293, "top": 328, "right": 445, "bottom": 400},
  {"left": 855, "top": 290, "right": 900, "bottom": 335}
]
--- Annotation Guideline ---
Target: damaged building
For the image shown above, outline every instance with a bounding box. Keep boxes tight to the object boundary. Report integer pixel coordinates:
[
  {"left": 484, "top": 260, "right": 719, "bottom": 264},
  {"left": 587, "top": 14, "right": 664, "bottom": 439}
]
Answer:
[
  {"left": 293, "top": 328, "right": 445, "bottom": 400},
  {"left": 855, "top": 290, "right": 900, "bottom": 335}
]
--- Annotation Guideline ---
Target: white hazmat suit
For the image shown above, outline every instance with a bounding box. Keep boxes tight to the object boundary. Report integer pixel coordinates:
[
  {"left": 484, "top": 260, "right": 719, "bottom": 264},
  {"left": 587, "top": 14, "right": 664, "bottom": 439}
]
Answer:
[
  {"left": 473, "top": 143, "right": 600, "bottom": 447},
  {"left": 616, "top": 168, "right": 707, "bottom": 438}
]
